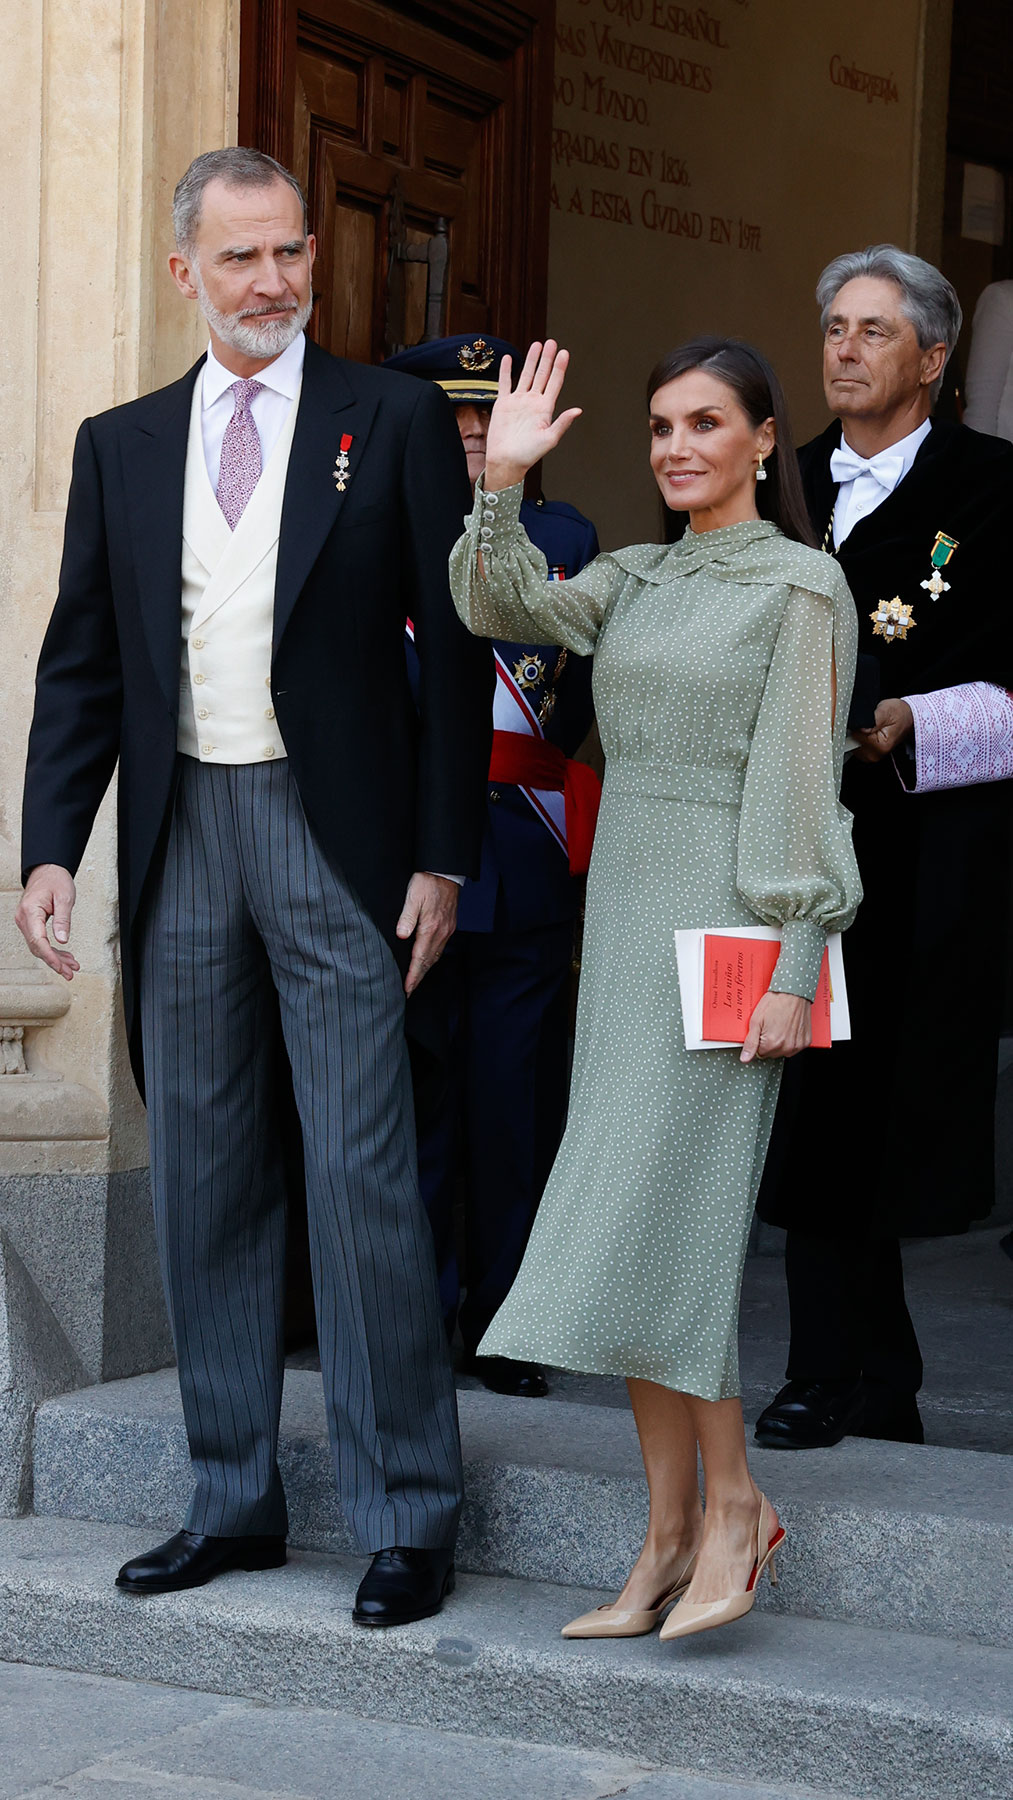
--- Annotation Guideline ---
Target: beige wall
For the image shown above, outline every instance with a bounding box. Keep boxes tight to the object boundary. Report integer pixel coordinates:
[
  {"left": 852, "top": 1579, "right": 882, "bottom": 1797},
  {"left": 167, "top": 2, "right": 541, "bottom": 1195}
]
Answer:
[
  {"left": 0, "top": 0, "right": 952, "bottom": 1169},
  {"left": 0, "top": 0, "right": 240, "bottom": 1175},
  {"left": 545, "top": 0, "right": 952, "bottom": 547}
]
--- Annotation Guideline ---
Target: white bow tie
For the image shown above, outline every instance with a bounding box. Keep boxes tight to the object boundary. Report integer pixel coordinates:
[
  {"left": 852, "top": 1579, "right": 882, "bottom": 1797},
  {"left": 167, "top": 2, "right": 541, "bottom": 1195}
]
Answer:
[{"left": 829, "top": 443, "right": 905, "bottom": 493}]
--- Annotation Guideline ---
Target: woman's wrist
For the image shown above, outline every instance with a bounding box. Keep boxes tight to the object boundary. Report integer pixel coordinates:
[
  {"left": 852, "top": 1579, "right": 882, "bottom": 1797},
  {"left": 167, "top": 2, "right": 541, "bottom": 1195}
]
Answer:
[{"left": 483, "top": 460, "right": 528, "bottom": 493}]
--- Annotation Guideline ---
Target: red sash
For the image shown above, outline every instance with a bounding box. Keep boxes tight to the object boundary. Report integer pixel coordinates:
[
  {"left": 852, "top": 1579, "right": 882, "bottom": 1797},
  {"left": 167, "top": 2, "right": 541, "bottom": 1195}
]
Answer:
[{"left": 488, "top": 730, "right": 602, "bottom": 875}]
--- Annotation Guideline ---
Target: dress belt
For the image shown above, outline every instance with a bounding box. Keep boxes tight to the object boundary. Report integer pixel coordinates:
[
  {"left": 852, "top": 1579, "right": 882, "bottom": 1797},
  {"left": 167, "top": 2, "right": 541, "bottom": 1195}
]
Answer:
[{"left": 606, "top": 761, "right": 746, "bottom": 806}]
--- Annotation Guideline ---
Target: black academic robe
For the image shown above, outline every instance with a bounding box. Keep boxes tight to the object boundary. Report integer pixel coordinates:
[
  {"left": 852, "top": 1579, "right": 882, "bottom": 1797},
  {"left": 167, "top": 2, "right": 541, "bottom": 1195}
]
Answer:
[{"left": 757, "top": 419, "right": 1013, "bottom": 1237}]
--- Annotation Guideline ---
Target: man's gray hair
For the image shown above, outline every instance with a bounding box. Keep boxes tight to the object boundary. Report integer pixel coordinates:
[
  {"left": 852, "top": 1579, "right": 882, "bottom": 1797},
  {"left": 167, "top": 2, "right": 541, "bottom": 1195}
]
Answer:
[
  {"left": 173, "top": 148, "right": 308, "bottom": 253},
  {"left": 816, "top": 244, "right": 962, "bottom": 401}
]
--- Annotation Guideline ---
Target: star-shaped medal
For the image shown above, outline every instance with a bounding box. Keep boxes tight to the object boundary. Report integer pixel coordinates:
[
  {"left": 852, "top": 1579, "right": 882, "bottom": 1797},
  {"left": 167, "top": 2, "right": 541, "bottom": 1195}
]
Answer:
[
  {"left": 870, "top": 597, "right": 916, "bottom": 643},
  {"left": 513, "top": 654, "right": 545, "bottom": 690}
]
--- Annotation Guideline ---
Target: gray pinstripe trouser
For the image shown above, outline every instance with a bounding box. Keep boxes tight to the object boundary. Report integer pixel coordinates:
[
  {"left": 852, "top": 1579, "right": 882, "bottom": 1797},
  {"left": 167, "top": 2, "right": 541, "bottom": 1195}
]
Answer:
[{"left": 139, "top": 756, "right": 463, "bottom": 1550}]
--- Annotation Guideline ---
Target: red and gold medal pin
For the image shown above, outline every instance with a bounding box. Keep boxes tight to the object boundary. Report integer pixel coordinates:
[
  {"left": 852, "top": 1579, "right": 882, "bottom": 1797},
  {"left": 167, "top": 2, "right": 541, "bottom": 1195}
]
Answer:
[{"left": 333, "top": 434, "right": 354, "bottom": 492}]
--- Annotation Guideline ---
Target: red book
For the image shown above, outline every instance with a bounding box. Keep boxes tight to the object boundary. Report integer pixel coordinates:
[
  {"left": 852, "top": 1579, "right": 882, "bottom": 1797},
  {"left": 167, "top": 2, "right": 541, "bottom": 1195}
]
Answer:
[{"left": 701, "top": 935, "right": 832, "bottom": 1048}]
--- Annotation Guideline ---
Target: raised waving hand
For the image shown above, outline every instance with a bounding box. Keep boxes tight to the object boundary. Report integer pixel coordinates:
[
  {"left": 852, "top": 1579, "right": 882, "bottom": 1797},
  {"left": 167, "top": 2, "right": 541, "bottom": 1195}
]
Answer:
[{"left": 484, "top": 341, "right": 583, "bottom": 491}]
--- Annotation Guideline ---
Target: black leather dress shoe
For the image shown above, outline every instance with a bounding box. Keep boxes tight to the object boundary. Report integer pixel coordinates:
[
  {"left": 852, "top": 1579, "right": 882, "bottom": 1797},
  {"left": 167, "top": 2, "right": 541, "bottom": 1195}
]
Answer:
[
  {"left": 472, "top": 1355, "right": 548, "bottom": 1398},
  {"left": 115, "top": 1529, "right": 287, "bottom": 1595},
  {"left": 754, "top": 1379, "right": 865, "bottom": 1449},
  {"left": 352, "top": 1546, "right": 455, "bottom": 1627}
]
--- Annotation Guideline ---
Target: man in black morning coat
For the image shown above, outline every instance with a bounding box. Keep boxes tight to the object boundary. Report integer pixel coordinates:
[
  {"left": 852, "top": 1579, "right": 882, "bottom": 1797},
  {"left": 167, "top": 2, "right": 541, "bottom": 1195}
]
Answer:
[
  {"left": 756, "top": 245, "right": 1013, "bottom": 1450},
  {"left": 15, "top": 149, "right": 492, "bottom": 1623}
]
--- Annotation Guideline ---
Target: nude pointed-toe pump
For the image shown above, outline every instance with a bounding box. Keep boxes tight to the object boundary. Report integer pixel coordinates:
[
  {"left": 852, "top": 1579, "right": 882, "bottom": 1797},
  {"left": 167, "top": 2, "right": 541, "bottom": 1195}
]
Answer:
[
  {"left": 658, "top": 1495, "right": 784, "bottom": 1642},
  {"left": 561, "top": 1551, "right": 698, "bottom": 1639}
]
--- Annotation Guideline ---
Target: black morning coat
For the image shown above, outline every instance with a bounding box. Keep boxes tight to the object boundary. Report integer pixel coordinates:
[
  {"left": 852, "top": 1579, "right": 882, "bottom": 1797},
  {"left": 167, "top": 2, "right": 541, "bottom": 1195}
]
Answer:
[
  {"left": 20, "top": 339, "right": 494, "bottom": 1096},
  {"left": 757, "top": 418, "right": 1013, "bottom": 1237}
]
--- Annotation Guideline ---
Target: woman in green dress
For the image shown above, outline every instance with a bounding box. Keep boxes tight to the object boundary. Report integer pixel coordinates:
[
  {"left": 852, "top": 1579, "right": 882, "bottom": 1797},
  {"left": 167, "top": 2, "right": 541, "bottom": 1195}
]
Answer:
[{"left": 449, "top": 337, "right": 861, "bottom": 1642}]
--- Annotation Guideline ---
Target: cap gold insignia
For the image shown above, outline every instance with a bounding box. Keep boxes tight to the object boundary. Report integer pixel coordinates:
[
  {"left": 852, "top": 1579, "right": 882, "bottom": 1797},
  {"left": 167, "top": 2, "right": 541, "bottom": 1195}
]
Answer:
[
  {"left": 870, "top": 596, "right": 916, "bottom": 643},
  {"left": 920, "top": 530, "right": 958, "bottom": 600},
  {"left": 458, "top": 338, "right": 495, "bottom": 372}
]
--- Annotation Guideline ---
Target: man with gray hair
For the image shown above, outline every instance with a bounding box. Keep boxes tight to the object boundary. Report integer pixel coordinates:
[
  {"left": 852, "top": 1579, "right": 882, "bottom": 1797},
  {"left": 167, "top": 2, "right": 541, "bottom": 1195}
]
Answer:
[
  {"left": 16, "top": 148, "right": 492, "bottom": 1620},
  {"left": 756, "top": 244, "right": 1013, "bottom": 1451}
]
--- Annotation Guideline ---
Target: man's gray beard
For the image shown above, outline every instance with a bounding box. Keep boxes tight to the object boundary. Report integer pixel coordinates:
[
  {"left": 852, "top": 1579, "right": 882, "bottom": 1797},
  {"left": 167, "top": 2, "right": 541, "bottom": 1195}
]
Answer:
[{"left": 194, "top": 266, "right": 312, "bottom": 359}]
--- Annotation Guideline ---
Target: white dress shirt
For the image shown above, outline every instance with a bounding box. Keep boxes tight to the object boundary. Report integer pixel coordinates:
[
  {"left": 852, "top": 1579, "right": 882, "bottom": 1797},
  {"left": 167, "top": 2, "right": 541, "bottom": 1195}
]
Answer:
[
  {"left": 201, "top": 332, "right": 306, "bottom": 490},
  {"left": 831, "top": 418, "right": 931, "bottom": 546}
]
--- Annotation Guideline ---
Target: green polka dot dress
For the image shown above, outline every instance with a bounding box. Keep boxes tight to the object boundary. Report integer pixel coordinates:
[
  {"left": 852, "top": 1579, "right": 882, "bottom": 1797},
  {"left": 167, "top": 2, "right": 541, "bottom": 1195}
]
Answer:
[{"left": 450, "top": 482, "right": 862, "bottom": 1400}]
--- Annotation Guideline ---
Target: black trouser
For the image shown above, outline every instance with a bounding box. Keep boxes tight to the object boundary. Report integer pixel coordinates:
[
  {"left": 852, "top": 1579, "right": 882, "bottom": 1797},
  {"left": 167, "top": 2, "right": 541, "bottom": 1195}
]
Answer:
[
  {"left": 784, "top": 1230, "right": 923, "bottom": 1411},
  {"left": 416, "top": 918, "right": 573, "bottom": 1354}
]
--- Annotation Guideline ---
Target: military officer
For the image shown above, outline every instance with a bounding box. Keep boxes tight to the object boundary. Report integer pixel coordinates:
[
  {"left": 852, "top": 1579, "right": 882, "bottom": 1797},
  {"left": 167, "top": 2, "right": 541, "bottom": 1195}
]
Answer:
[{"left": 384, "top": 334, "right": 600, "bottom": 1398}]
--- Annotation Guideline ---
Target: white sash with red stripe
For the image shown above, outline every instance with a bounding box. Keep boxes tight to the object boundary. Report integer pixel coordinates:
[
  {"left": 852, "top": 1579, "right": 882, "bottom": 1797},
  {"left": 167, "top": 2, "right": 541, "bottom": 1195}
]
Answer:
[{"left": 406, "top": 619, "right": 568, "bottom": 855}]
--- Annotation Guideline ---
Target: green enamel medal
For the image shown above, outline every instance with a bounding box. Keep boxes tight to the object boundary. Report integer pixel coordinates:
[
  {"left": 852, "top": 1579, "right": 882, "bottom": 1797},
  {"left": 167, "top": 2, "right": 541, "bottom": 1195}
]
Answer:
[{"left": 920, "top": 531, "right": 958, "bottom": 600}]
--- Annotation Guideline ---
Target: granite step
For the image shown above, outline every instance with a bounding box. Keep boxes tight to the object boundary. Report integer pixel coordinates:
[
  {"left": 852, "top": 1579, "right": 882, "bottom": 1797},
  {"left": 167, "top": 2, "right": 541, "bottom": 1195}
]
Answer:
[
  {"left": 0, "top": 1516, "right": 1009, "bottom": 1800},
  {"left": 0, "top": 1659, "right": 872, "bottom": 1800},
  {"left": 31, "top": 1370, "right": 1013, "bottom": 1647}
]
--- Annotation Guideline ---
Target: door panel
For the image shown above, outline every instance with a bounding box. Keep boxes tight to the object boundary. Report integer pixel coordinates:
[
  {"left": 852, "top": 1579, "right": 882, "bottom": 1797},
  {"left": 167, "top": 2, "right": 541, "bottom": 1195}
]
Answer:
[{"left": 241, "top": 0, "right": 554, "bottom": 362}]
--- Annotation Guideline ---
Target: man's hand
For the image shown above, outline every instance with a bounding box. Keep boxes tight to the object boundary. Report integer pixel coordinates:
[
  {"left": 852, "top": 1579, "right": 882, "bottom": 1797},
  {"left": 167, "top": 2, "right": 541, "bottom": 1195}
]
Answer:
[
  {"left": 741, "top": 991, "right": 812, "bottom": 1063},
  {"left": 15, "top": 865, "right": 80, "bottom": 981},
  {"left": 852, "top": 697, "right": 914, "bottom": 764},
  {"left": 396, "top": 873, "right": 459, "bottom": 996}
]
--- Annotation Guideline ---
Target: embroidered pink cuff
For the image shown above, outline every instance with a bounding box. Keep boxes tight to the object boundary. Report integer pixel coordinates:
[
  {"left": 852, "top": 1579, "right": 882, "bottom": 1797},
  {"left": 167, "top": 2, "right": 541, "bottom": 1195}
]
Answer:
[{"left": 899, "top": 682, "right": 1013, "bottom": 793}]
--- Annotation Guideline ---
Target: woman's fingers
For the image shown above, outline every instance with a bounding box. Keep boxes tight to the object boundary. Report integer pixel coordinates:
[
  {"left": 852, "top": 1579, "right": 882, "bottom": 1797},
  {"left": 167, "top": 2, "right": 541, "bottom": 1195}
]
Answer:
[
  {"left": 740, "top": 993, "right": 811, "bottom": 1061},
  {"left": 545, "top": 406, "right": 583, "bottom": 448},
  {"left": 740, "top": 1013, "right": 762, "bottom": 1063},
  {"left": 509, "top": 340, "right": 573, "bottom": 407},
  {"left": 544, "top": 345, "right": 571, "bottom": 410},
  {"left": 517, "top": 342, "right": 543, "bottom": 393},
  {"left": 532, "top": 339, "right": 559, "bottom": 393}
]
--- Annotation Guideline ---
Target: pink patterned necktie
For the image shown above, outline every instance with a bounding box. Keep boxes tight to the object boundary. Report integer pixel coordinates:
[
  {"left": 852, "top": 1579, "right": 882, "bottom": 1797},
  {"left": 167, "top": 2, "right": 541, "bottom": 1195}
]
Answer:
[{"left": 216, "top": 379, "right": 264, "bottom": 529}]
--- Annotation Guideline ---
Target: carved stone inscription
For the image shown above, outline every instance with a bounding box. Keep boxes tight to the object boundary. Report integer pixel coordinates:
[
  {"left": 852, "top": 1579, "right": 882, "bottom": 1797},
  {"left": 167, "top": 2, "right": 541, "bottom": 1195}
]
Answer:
[{"left": 551, "top": 0, "right": 763, "bottom": 252}]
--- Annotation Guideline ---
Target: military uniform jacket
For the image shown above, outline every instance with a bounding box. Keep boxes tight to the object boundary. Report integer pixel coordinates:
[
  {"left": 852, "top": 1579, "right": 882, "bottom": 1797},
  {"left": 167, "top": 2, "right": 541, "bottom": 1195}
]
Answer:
[
  {"left": 759, "top": 418, "right": 1013, "bottom": 1236},
  {"left": 462, "top": 496, "right": 597, "bottom": 932},
  {"left": 407, "top": 496, "right": 597, "bottom": 933}
]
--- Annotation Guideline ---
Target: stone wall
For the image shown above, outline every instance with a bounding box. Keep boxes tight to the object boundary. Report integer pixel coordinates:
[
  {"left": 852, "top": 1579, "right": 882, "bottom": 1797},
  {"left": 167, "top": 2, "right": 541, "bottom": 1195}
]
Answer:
[
  {"left": 544, "top": 0, "right": 953, "bottom": 549},
  {"left": 0, "top": 0, "right": 240, "bottom": 1510}
]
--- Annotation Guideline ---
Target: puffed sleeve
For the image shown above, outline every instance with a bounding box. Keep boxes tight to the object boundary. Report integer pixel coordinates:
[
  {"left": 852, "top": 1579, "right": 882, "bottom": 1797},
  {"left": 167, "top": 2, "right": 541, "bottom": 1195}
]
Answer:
[
  {"left": 449, "top": 475, "right": 622, "bottom": 656},
  {"left": 736, "top": 579, "right": 863, "bottom": 1001}
]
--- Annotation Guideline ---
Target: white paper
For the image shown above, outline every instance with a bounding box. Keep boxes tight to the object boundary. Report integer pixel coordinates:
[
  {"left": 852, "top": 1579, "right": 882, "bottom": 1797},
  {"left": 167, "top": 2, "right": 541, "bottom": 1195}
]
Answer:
[
  {"left": 674, "top": 926, "right": 850, "bottom": 1052},
  {"left": 961, "top": 163, "right": 1005, "bottom": 247}
]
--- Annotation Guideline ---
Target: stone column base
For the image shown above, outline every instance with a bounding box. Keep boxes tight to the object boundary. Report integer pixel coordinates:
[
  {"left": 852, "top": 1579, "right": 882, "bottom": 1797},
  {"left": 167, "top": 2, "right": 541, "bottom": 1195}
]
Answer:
[{"left": 0, "top": 1169, "right": 172, "bottom": 1516}]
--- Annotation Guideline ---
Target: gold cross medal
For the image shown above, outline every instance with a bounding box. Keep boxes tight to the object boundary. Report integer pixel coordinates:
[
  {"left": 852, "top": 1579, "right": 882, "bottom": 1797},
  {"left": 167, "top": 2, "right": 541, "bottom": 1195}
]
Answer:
[
  {"left": 870, "top": 596, "right": 917, "bottom": 643},
  {"left": 920, "top": 530, "right": 958, "bottom": 600}
]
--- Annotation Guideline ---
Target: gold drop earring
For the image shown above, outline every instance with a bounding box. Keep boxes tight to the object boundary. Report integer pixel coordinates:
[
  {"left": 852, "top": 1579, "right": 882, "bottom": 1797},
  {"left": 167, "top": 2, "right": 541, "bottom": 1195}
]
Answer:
[{"left": 755, "top": 452, "right": 767, "bottom": 482}]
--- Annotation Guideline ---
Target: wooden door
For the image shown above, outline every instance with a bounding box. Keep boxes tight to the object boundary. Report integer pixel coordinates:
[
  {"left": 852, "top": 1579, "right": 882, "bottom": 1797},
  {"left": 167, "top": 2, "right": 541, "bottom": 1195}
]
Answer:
[{"left": 239, "top": 0, "right": 555, "bottom": 363}]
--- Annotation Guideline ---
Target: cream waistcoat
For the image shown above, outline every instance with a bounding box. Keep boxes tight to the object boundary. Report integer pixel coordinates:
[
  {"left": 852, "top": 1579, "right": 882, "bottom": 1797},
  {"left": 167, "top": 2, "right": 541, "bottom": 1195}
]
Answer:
[{"left": 178, "top": 369, "right": 301, "bottom": 762}]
